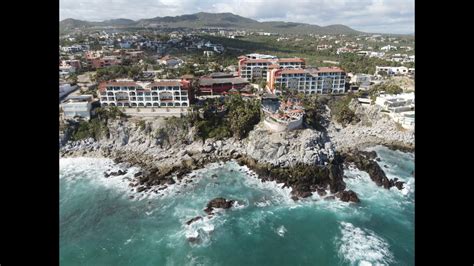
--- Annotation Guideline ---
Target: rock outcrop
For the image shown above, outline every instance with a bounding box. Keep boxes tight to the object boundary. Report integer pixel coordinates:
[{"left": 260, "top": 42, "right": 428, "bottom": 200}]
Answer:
[
  {"left": 204, "top": 198, "right": 235, "bottom": 215},
  {"left": 236, "top": 154, "right": 355, "bottom": 201},
  {"left": 342, "top": 149, "right": 404, "bottom": 190},
  {"left": 185, "top": 216, "right": 203, "bottom": 225}
]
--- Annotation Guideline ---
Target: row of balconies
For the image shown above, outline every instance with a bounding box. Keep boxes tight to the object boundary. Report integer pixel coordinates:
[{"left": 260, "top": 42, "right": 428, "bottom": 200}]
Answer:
[
  {"left": 102, "top": 102, "right": 188, "bottom": 107},
  {"left": 106, "top": 86, "right": 182, "bottom": 91},
  {"left": 277, "top": 78, "right": 345, "bottom": 84},
  {"left": 105, "top": 92, "right": 186, "bottom": 96},
  {"left": 101, "top": 97, "right": 188, "bottom": 102}
]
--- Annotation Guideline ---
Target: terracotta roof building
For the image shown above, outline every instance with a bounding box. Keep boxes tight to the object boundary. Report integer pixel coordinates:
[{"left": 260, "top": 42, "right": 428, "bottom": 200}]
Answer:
[
  {"left": 238, "top": 54, "right": 306, "bottom": 82},
  {"left": 267, "top": 67, "right": 346, "bottom": 94}
]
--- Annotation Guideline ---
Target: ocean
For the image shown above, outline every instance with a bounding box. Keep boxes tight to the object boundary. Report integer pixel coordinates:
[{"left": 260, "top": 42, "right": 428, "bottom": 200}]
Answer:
[{"left": 60, "top": 145, "right": 414, "bottom": 265}]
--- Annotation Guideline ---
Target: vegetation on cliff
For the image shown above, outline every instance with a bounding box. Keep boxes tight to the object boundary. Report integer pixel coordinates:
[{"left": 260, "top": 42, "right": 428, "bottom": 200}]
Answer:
[
  {"left": 302, "top": 95, "right": 330, "bottom": 131},
  {"left": 69, "top": 107, "right": 126, "bottom": 141},
  {"left": 328, "top": 95, "right": 360, "bottom": 126},
  {"left": 191, "top": 95, "right": 261, "bottom": 141}
]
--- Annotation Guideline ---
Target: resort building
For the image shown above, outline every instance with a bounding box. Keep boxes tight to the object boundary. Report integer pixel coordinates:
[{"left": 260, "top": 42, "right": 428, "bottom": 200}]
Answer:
[
  {"left": 60, "top": 95, "right": 95, "bottom": 120},
  {"left": 198, "top": 72, "right": 249, "bottom": 95},
  {"left": 98, "top": 80, "right": 190, "bottom": 108},
  {"left": 267, "top": 67, "right": 346, "bottom": 94},
  {"left": 237, "top": 54, "right": 305, "bottom": 82}
]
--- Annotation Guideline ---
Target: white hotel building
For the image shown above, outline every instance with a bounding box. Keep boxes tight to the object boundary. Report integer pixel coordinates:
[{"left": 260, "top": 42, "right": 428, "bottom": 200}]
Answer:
[
  {"left": 98, "top": 80, "right": 190, "bottom": 108},
  {"left": 238, "top": 54, "right": 305, "bottom": 82},
  {"left": 267, "top": 67, "right": 346, "bottom": 94}
]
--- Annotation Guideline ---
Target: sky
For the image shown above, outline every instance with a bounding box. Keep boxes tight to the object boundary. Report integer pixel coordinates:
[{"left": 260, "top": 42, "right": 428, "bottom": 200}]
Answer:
[{"left": 60, "top": 0, "right": 414, "bottom": 34}]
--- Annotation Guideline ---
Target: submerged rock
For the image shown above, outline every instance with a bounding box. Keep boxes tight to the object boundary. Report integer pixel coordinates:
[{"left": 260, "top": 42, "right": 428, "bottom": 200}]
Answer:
[
  {"left": 394, "top": 181, "right": 404, "bottom": 190},
  {"left": 336, "top": 190, "right": 360, "bottom": 203},
  {"left": 317, "top": 189, "right": 327, "bottom": 197},
  {"left": 185, "top": 216, "right": 203, "bottom": 225},
  {"left": 204, "top": 197, "right": 235, "bottom": 215},
  {"left": 136, "top": 186, "right": 147, "bottom": 193}
]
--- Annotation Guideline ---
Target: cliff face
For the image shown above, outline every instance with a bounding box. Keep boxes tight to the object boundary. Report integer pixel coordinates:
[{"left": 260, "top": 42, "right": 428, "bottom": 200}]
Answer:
[
  {"left": 327, "top": 101, "right": 414, "bottom": 152},
  {"left": 59, "top": 105, "right": 411, "bottom": 202},
  {"left": 60, "top": 119, "right": 335, "bottom": 168},
  {"left": 243, "top": 124, "right": 334, "bottom": 167}
]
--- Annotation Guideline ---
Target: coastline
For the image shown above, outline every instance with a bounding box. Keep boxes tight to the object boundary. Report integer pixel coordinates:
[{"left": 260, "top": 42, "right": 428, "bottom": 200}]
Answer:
[{"left": 60, "top": 118, "right": 413, "bottom": 203}]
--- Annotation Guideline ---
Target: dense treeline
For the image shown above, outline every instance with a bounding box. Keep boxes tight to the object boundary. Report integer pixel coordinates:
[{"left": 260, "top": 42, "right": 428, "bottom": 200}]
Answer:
[
  {"left": 93, "top": 65, "right": 143, "bottom": 82},
  {"left": 338, "top": 53, "right": 402, "bottom": 74}
]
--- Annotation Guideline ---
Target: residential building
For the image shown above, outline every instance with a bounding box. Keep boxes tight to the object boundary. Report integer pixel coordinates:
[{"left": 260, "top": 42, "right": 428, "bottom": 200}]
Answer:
[
  {"left": 64, "top": 59, "right": 81, "bottom": 70},
  {"left": 267, "top": 67, "right": 346, "bottom": 94},
  {"left": 199, "top": 72, "right": 249, "bottom": 95},
  {"left": 238, "top": 54, "right": 305, "bottom": 82},
  {"left": 158, "top": 55, "right": 183, "bottom": 68},
  {"left": 350, "top": 73, "right": 373, "bottom": 84},
  {"left": 85, "top": 51, "right": 122, "bottom": 69},
  {"left": 61, "top": 45, "right": 89, "bottom": 53},
  {"left": 61, "top": 95, "right": 94, "bottom": 120},
  {"left": 380, "top": 45, "right": 397, "bottom": 51},
  {"left": 59, "top": 83, "right": 77, "bottom": 99},
  {"left": 59, "top": 65, "right": 76, "bottom": 76},
  {"left": 374, "top": 92, "right": 414, "bottom": 130},
  {"left": 375, "top": 66, "right": 415, "bottom": 76},
  {"left": 119, "top": 41, "right": 132, "bottom": 49},
  {"left": 98, "top": 80, "right": 189, "bottom": 108}
]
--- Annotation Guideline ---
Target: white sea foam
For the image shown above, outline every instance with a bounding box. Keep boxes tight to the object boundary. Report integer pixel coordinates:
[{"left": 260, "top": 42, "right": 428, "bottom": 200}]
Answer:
[
  {"left": 237, "top": 163, "right": 294, "bottom": 206},
  {"left": 232, "top": 200, "right": 247, "bottom": 210},
  {"left": 60, "top": 157, "right": 185, "bottom": 201},
  {"left": 276, "top": 225, "right": 287, "bottom": 237},
  {"left": 255, "top": 199, "right": 271, "bottom": 207},
  {"left": 182, "top": 215, "right": 222, "bottom": 247},
  {"left": 337, "top": 222, "right": 394, "bottom": 265},
  {"left": 60, "top": 157, "right": 141, "bottom": 194}
]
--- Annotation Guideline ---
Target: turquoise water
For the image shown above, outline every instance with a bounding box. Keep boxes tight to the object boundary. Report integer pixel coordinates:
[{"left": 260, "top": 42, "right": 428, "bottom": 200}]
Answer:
[{"left": 60, "top": 146, "right": 414, "bottom": 265}]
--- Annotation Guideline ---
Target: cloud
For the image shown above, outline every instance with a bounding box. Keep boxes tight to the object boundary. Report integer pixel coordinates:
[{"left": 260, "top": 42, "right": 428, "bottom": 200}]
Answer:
[{"left": 60, "top": 0, "right": 414, "bottom": 34}]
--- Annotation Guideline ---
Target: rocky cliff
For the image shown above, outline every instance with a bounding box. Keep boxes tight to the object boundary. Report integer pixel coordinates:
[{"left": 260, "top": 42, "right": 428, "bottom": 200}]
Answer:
[{"left": 327, "top": 101, "right": 414, "bottom": 152}]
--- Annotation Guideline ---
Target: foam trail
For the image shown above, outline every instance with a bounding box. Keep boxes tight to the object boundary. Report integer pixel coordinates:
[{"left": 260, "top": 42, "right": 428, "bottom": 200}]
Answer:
[{"left": 337, "top": 222, "right": 394, "bottom": 265}]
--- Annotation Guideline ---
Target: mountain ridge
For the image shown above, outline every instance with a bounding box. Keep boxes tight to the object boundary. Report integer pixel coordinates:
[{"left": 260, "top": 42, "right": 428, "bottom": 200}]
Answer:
[{"left": 60, "top": 12, "right": 363, "bottom": 35}]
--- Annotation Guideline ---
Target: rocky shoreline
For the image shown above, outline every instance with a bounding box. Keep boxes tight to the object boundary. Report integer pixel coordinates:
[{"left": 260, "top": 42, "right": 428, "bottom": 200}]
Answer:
[
  {"left": 326, "top": 101, "right": 414, "bottom": 153},
  {"left": 60, "top": 101, "right": 414, "bottom": 203}
]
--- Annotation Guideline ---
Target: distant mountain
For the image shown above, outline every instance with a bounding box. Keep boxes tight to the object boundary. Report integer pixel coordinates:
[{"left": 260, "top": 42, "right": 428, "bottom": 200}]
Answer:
[
  {"left": 60, "top": 18, "right": 92, "bottom": 32},
  {"left": 102, "top": 18, "right": 136, "bottom": 26},
  {"left": 60, "top": 12, "right": 363, "bottom": 35}
]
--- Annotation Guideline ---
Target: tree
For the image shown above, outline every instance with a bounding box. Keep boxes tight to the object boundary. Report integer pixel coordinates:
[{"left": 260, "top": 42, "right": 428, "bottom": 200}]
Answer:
[
  {"left": 259, "top": 79, "right": 267, "bottom": 90},
  {"left": 67, "top": 74, "right": 78, "bottom": 85}
]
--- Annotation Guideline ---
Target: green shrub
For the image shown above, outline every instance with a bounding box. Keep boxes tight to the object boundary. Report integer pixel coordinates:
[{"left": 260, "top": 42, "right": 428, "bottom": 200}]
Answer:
[
  {"left": 136, "top": 120, "right": 146, "bottom": 131},
  {"left": 71, "top": 119, "right": 109, "bottom": 141},
  {"left": 329, "top": 95, "right": 360, "bottom": 126}
]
